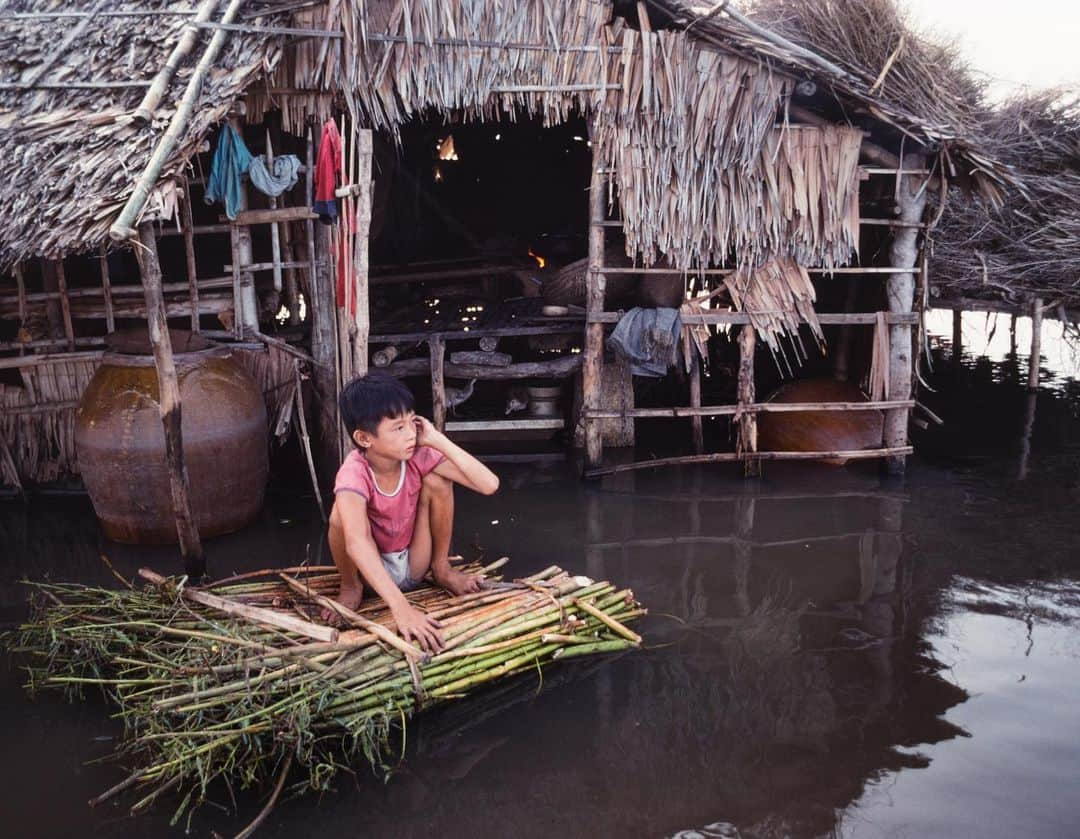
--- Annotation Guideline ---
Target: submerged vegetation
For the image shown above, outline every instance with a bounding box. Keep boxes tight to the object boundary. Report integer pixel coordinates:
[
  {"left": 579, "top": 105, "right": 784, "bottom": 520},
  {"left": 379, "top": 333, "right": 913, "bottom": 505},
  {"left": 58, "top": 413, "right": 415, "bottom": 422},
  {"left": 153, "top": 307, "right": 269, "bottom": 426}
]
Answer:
[{"left": 9, "top": 559, "right": 644, "bottom": 831}]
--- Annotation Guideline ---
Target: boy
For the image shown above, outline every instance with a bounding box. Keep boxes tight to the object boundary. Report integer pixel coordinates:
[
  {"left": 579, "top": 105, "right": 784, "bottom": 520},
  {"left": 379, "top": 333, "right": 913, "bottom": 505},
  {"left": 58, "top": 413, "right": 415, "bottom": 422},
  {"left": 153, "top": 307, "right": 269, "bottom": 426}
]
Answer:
[{"left": 329, "top": 372, "right": 500, "bottom": 652}]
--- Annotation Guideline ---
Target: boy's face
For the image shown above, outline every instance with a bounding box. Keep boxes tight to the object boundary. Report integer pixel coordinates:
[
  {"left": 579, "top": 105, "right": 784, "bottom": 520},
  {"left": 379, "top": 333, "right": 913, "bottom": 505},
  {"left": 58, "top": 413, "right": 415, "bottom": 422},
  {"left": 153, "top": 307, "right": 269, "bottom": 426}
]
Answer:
[{"left": 353, "top": 411, "right": 417, "bottom": 461}]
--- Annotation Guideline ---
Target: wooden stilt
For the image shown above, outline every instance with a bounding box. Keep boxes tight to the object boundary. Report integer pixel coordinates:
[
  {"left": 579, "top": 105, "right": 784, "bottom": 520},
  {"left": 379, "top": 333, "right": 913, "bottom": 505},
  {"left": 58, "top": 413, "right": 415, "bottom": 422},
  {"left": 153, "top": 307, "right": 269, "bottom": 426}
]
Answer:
[
  {"left": 41, "top": 260, "right": 63, "bottom": 338},
  {"left": 430, "top": 335, "right": 447, "bottom": 431},
  {"left": 13, "top": 263, "right": 26, "bottom": 355},
  {"left": 135, "top": 222, "right": 204, "bottom": 577},
  {"left": 1028, "top": 298, "right": 1043, "bottom": 391},
  {"left": 229, "top": 117, "right": 257, "bottom": 336},
  {"left": 583, "top": 162, "right": 606, "bottom": 473},
  {"left": 309, "top": 123, "right": 340, "bottom": 483},
  {"left": 689, "top": 352, "right": 703, "bottom": 454},
  {"left": 883, "top": 153, "right": 929, "bottom": 475},
  {"left": 737, "top": 325, "right": 759, "bottom": 477},
  {"left": 353, "top": 130, "right": 373, "bottom": 379}
]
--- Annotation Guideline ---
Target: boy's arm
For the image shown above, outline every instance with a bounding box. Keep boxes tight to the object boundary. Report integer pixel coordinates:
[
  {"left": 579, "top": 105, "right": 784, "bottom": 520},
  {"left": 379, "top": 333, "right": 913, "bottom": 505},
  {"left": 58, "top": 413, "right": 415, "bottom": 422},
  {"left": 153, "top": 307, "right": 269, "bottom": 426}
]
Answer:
[
  {"left": 416, "top": 416, "right": 499, "bottom": 495},
  {"left": 336, "top": 493, "right": 444, "bottom": 651}
]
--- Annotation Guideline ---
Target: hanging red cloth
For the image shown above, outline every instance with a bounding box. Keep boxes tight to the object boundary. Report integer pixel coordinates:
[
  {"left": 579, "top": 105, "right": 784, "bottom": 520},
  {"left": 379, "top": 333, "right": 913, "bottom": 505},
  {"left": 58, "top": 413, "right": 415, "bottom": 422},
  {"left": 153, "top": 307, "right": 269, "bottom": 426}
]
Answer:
[
  {"left": 336, "top": 202, "right": 357, "bottom": 314},
  {"left": 313, "top": 118, "right": 341, "bottom": 223}
]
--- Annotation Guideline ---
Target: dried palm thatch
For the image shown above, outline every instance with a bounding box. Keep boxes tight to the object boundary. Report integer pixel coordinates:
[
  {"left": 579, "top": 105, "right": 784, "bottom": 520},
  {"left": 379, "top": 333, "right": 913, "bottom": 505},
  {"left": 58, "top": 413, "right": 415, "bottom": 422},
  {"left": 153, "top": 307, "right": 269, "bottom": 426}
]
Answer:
[
  {"left": 0, "top": 1, "right": 291, "bottom": 270},
  {"left": 0, "top": 355, "right": 98, "bottom": 484},
  {"left": 723, "top": 255, "right": 821, "bottom": 369},
  {"left": 658, "top": 0, "right": 1016, "bottom": 203},
  {"left": 930, "top": 92, "right": 1080, "bottom": 308}
]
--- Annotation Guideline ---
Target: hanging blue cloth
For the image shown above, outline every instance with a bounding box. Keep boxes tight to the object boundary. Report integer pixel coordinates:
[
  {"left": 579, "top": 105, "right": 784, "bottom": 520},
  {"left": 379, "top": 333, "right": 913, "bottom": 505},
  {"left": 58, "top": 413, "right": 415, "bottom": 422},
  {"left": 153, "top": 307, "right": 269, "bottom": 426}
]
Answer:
[
  {"left": 608, "top": 307, "right": 683, "bottom": 377},
  {"left": 204, "top": 125, "right": 252, "bottom": 220}
]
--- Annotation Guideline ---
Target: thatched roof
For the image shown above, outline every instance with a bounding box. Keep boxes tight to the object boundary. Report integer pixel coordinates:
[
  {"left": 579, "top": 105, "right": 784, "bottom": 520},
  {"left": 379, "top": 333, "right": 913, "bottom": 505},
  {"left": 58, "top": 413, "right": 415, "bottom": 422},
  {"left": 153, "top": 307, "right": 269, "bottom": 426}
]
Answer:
[
  {"left": 0, "top": 1, "right": 292, "bottom": 269},
  {"left": 0, "top": 0, "right": 1017, "bottom": 275},
  {"left": 930, "top": 92, "right": 1080, "bottom": 309}
]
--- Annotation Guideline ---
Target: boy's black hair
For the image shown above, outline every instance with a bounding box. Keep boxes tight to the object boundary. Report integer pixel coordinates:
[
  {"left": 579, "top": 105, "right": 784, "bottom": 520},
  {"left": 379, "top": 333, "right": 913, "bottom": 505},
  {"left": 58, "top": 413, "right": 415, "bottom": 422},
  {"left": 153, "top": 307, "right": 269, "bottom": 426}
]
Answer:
[{"left": 339, "top": 372, "right": 415, "bottom": 437}]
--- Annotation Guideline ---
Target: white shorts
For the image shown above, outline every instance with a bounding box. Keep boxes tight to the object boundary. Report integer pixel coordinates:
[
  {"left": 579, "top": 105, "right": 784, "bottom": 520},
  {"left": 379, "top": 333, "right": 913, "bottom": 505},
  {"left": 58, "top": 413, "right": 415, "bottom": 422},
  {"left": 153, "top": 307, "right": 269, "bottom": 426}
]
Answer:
[{"left": 381, "top": 548, "right": 421, "bottom": 591}]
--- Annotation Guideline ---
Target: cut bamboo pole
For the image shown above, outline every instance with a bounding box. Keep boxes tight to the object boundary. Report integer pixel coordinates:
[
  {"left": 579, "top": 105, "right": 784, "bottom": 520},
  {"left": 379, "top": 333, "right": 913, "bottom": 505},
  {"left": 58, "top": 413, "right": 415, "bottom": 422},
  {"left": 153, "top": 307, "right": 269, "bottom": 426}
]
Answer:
[
  {"left": 110, "top": 0, "right": 247, "bottom": 240},
  {"left": 353, "top": 130, "right": 373, "bottom": 380},
  {"left": 265, "top": 128, "right": 284, "bottom": 295},
  {"left": 138, "top": 569, "right": 335, "bottom": 642},
  {"left": 583, "top": 162, "right": 606, "bottom": 472},
  {"left": 179, "top": 176, "right": 200, "bottom": 332},
  {"left": 293, "top": 362, "right": 327, "bottom": 522},
  {"left": 1028, "top": 298, "right": 1043, "bottom": 391},
  {"left": 135, "top": 223, "right": 204, "bottom": 575},
  {"left": 133, "top": 0, "right": 220, "bottom": 124}
]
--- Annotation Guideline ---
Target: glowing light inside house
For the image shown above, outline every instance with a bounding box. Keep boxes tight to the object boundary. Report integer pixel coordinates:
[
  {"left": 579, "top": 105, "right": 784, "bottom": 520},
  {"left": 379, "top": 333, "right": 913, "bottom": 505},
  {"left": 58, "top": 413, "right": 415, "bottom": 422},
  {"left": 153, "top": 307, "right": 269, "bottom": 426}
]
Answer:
[{"left": 528, "top": 249, "right": 546, "bottom": 269}]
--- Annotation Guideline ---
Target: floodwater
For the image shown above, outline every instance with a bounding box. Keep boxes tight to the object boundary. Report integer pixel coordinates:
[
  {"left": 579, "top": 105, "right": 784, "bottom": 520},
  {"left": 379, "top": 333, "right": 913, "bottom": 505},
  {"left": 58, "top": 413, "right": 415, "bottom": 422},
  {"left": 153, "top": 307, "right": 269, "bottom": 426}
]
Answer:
[{"left": 3, "top": 319, "right": 1080, "bottom": 838}]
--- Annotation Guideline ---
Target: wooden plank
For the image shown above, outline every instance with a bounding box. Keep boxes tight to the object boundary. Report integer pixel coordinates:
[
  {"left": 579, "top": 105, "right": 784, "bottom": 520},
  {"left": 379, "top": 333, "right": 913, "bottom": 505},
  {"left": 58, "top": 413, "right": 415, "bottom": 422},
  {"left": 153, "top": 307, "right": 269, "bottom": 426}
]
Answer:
[
  {"left": 585, "top": 447, "right": 915, "bottom": 478},
  {"left": 587, "top": 311, "right": 920, "bottom": 326},
  {"left": 388, "top": 353, "right": 582, "bottom": 381},
  {"left": 445, "top": 418, "right": 565, "bottom": 432},
  {"left": 689, "top": 352, "right": 703, "bottom": 454},
  {"left": 0, "top": 349, "right": 104, "bottom": 370},
  {"left": 370, "top": 323, "right": 582, "bottom": 344},
  {"left": 586, "top": 399, "right": 915, "bottom": 419},
  {"left": 139, "top": 568, "right": 337, "bottom": 643},
  {"left": 223, "top": 206, "right": 317, "bottom": 226}
]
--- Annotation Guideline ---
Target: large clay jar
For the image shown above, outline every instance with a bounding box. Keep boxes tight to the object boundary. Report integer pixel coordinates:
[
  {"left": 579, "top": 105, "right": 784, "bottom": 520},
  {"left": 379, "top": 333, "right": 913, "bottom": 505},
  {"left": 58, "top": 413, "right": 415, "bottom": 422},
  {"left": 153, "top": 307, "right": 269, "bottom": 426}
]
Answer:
[
  {"left": 757, "top": 378, "right": 884, "bottom": 466},
  {"left": 75, "top": 330, "right": 268, "bottom": 543}
]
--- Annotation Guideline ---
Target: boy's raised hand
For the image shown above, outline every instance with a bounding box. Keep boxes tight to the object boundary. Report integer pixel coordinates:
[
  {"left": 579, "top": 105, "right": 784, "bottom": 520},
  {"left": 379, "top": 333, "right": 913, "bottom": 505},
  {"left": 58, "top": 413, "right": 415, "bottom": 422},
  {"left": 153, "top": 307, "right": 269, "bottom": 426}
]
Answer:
[
  {"left": 413, "top": 415, "right": 448, "bottom": 452},
  {"left": 392, "top": 601, "right": 444, "bottom": 653}
]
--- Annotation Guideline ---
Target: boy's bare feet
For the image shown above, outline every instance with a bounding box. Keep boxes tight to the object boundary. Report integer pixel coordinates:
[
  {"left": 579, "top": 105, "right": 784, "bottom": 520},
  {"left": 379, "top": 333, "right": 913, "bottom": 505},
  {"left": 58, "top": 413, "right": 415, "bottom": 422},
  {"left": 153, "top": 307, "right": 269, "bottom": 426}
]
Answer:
[
  {"left": 320, "top": 583, "right": 364, "bottom": 624},
  {"left": 433, "top": 564, "right": 487, "bottom": 597}
]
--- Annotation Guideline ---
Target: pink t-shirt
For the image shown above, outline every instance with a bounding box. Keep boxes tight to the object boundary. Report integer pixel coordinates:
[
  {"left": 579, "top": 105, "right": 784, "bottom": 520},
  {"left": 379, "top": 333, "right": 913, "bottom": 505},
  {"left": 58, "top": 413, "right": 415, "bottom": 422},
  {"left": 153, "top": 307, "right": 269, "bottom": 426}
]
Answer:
[{"left": 333, "top": 447, "right": 446, "bottom": 553}]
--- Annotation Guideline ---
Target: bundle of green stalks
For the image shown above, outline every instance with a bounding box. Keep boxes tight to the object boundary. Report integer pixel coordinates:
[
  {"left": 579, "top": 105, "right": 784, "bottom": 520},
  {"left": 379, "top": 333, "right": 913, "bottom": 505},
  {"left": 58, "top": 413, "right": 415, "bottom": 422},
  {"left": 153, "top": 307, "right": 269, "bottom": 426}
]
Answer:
[{"left": 9, "top": 558, "right": 644, "bottom": 831}]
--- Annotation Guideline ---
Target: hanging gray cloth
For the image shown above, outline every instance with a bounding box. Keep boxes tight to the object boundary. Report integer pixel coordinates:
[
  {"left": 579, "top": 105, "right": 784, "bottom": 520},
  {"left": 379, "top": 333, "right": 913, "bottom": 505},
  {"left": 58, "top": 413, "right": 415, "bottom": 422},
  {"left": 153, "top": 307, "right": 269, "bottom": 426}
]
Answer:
[
  {"left": 247, "top": 154, "right": 301, "bottom": 198},
  {"left": 607, "top": 307, "right": 682, "bottom": 377}
]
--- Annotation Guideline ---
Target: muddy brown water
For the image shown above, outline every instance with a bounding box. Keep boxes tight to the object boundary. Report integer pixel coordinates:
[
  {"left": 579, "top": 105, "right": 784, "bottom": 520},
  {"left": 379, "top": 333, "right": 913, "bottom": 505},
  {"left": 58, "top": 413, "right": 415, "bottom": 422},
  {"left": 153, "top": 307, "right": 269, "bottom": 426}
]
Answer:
[{"left": 2, "top": 337, "right": 1079, "bottom": 838}]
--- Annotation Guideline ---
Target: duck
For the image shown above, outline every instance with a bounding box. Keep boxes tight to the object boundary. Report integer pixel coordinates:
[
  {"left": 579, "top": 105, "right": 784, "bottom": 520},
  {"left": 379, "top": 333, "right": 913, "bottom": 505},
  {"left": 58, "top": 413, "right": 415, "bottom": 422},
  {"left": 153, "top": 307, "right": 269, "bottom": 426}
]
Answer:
[{"left": 445, "top": 379, "right": 477, "bottom": 416}]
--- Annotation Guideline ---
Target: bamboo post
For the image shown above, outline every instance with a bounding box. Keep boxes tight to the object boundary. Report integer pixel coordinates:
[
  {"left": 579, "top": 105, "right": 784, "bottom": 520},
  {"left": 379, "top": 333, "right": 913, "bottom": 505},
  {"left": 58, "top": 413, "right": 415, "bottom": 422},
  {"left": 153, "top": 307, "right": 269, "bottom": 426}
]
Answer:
[
  {"left": 737, "top": 325, "right": 759, "bottom": 477},
  {"left": 98, "top": 246, "right": 115, "bottom": 333},
  {"left": 41, "top": 260, "right": 63, "bottom": 338},
  {"left": 265, "top": 128, "right": 284, "bottom": 295},
  {"left": 179, "top": 176, "right": 200, "bottom": 332},
  {"left": 1028, "top": 298, "right": 1043, "bottom": 391},
  {"left": 135, "top": 222, "right": 205, "bottom": 577},
  {"left": 883, "top": 153, "right": 929, "bottom": 475},
  {"left": 309, "top": 125, "right": 341, "bottom": 481},
  {"left": 430, "top": 336, "right": 447, "bottom": 431},
  {"left": 133, "top": 0, "right": 220, "bottom": 124},
  {"left": 54, "top": 260, "right": 75, "bottom": 351},
  {"left": 1009, "top": 314, "right": 1018, "bottom": 358},
  {"left": 583, "top": 162, "right": 606, "bottom": 472},
  {"left": 230, "top": 116, "right": 258, "bottom": 336},
  {"left": 109, "top": 0, "right": 247, "bottom": 240},
  {"left": 689, "top": 352, "right": 703, "bottom": 454}
]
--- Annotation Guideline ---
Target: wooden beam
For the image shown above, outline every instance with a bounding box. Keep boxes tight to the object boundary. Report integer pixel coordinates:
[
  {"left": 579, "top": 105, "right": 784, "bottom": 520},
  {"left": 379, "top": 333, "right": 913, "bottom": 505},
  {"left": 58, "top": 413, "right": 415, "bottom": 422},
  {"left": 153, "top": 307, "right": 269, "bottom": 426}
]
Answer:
[
  {"left": 585, "top": 399, "right": 915, "bottom": 419},
  {"left": 135, "top": 222, "right": 204, "bottom": 577},
  {"left": 224, "top": 205, "right": 317, "bottom": 226},
  {"left": 386, "top": 354, "right": 582, "bottom": 381},
  {"left": 587, "top": 311, "right": 919, "bottom": 326},
  {"left": 689, "top": 352, "right": 703, "bottom": 454},
  {"left": 54, "top": 260, "right": 75, "bottom": 351},
  {"left": 585, "top": 447, "right": 915, "bottom": 477},
  {"left": 98, "top": 246, "right": 115, "bottom": 333}
]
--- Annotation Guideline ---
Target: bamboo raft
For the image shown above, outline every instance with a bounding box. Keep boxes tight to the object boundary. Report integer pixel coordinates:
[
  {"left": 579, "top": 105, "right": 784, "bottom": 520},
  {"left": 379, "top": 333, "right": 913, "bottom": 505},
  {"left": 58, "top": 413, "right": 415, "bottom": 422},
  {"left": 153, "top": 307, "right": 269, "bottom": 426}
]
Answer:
[{"left": 10, "top": 558, "right": 644, "bottom": 829}]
